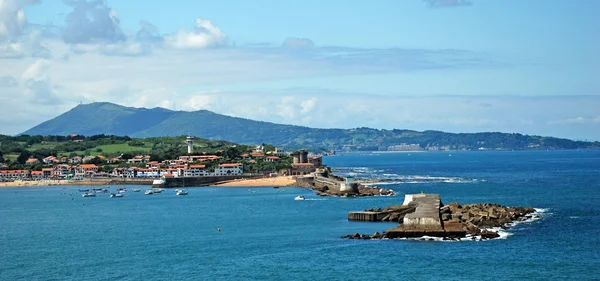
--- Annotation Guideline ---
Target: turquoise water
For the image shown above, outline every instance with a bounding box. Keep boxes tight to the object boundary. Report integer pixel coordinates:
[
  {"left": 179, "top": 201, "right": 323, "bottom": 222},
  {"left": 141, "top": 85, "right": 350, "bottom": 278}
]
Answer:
[{"left": 1, "top": 150, "right": 599, "bottom": 280}]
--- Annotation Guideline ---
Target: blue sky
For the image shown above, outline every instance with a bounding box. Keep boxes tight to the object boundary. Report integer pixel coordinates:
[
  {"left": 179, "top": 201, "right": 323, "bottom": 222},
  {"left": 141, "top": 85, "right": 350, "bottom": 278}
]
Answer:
[{"left": 1, "top": 0, "right": 599, "bottom": 140}]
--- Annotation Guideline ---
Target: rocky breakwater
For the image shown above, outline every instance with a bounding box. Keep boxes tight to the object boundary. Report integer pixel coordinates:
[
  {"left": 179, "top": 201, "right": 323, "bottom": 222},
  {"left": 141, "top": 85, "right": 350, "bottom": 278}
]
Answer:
[
  {"left": 342, "top": 193, "right": 538, "bottom": 241},
  {"left": 440, "top": 203, "right": 538, "bottom": 239}
]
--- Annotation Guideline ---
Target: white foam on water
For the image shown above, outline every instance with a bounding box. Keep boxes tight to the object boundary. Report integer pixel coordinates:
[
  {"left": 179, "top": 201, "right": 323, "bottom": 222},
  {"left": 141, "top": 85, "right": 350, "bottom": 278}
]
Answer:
[{"left": 569, "top": 216, "right": 580, "bottom": 219}]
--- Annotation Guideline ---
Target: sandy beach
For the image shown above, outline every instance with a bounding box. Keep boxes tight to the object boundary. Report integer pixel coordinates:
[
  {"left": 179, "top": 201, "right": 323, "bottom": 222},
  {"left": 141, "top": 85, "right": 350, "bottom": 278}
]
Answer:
[{"left": 213, "top": 176, "right": 296, "bottom": 187}]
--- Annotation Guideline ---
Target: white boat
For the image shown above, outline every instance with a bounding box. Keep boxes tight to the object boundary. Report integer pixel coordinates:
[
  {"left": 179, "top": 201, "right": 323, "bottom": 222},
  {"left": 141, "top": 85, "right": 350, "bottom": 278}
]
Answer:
[
  {"left": 110, "top": 193, "right": 124, "bottom": 198},
  {"left": 152, "top": 188, "right": 164, "bottom": 194},
  {"left": 132, "top": 189, "right": 141, "bottom": 192},
  {"left": 294, "top": 195, "right": 305, "bottom": 201},
  {"left": 82, "top": 192, "right": 96, "bottom": 197},
  {"left": 145, "top": 190, "right": 154, "bottom": 195},
  {"left": 176, "top": 190, "right": 188, "bottom": 196}
]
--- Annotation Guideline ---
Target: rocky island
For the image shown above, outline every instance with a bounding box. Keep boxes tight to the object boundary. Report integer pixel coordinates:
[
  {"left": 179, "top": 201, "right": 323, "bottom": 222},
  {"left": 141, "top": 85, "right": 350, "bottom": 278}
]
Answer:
[{"left": 343, "top": 193, "right": 538, "bottom": 241}]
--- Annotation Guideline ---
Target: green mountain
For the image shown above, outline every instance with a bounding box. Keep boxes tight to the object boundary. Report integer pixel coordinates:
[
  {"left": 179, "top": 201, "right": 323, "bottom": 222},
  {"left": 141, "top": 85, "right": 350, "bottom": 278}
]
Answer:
[{"left": 22, "top": 102, "right": 599, "bottom": 151}]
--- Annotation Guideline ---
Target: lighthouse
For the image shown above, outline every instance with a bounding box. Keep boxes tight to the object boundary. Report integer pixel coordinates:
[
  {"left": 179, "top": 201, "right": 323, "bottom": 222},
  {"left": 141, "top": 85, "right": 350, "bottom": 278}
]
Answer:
[{"left": 185, "top": 136, "right": 194, "bottom": 154}]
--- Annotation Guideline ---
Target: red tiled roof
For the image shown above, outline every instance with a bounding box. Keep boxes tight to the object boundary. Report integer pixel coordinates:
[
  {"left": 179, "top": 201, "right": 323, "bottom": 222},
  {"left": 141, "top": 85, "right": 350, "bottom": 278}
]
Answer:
[
  {"left": 190, "top": 165, "right": 206, "bottom": 169},
  {"left": 219, "top": 163, "right": 243, "bottom": 167}
]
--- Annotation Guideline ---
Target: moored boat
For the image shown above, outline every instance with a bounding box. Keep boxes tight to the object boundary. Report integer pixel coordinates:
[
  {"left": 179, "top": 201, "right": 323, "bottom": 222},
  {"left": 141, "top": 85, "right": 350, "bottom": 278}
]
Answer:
[
  {"left": 294, "top": 195, "right": 305, "bottom": 201},
  {"left": 82, "top": 192, "right": 96, "bottom": 197},
  {"left": 132, "top": 189, "right": 141, "bottom": 192},
  {"left": 110, "top": 193, "right": 124, "bottom": 198},
  {"left": 176, "top": 190, "right": 188, "bottom": 196},
  {"left": 145, "top": 190, "right": 154, "bottom": 195}
]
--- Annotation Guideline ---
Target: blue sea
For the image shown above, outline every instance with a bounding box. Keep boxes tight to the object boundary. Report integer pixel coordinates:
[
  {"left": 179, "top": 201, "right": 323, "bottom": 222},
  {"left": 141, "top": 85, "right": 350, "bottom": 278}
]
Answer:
[{"left": 1, "top": 150, "right": 599, "bottom": 280}]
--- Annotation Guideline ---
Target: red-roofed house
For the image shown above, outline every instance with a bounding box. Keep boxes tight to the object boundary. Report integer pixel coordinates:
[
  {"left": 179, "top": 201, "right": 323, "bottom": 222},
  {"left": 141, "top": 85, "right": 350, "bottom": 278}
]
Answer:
[
  {"left": 184, "top": 165, "right": 207, "bottom": 177},
  {"left": 43, "top": 156, "right": 59, "bottom": 165},
  {"left": 215, "top": 163, "right": 243, "bottom": 176},
  {"left": 26, "top": 158, "right": 40, "bottom": 165},
  {"left": 31, "top": 171, "right": 43, "bottom": 179},
  {"left": 42, "top": 168, "right": 53, "bottom": 178},
  {"left": 52, "top": 165, "right": 73, "bottom": 178},
  {"left": 75, "top": 164, "right": 98, "bottom": 176},
  {"left": 69, "top": 156, "right": 82, "bottom": 164},
  {"left": 265, "top": 156, "right": 280, "bottom": 162},
  {"left": 0, "top": 170, "right": 30, "bottom": 179},
  {"left": 146, "top": 161, "right": 161, "bottom": 169}
]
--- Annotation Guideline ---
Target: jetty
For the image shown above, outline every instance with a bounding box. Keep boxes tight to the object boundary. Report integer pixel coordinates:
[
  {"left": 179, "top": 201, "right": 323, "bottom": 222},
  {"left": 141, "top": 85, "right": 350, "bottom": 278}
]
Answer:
[
  {"left": 296, "top": 171, "right": 395, "bottom": 197},
  {"left": 344, "top": 193, "right": 537, "bottom": 240}
]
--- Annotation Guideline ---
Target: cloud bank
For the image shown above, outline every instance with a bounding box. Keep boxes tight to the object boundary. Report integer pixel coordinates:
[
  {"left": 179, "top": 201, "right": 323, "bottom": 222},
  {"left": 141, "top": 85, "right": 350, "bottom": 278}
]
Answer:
[{"left": 0, "top": 0, "right": 598, "bottom": 141}]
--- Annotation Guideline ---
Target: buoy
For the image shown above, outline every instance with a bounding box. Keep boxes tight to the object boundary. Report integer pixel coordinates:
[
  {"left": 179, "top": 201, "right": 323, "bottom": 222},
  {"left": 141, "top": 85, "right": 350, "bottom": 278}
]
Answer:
[{"left": 218, "top": 228, "right": 222, "bottom": 232}]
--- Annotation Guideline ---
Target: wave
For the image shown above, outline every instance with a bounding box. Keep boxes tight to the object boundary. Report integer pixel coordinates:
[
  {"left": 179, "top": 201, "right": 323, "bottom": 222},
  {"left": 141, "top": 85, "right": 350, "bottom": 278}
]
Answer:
[{"left": 363, "top": 176, "right": 479, "bottom": 185}]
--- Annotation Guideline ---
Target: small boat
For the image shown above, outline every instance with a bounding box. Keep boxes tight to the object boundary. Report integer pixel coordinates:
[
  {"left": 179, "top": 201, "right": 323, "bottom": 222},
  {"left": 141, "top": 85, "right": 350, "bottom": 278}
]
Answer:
[
  {"left": 132, "top": 189, "right": 141, "bottom": 192},
  {"left": 79, "top": 189, "right": 90, "bottom": 192},
  {"left": 294, "top": 196, "right": 305, "bottom": 201},
  {"left": 145, "top": 190, "right": 154, "bottom": 195},
  {"left": 110, "top": 193, "right": 124, "bottom": 198},
  {"left": 273, "top": 186, "right": 280, "bottom": 189},
  {"left": 82, "top": 192, "right": 96, "bottom": 197},
  {"left": 176, "top": 190, "right": 188, "bottom": 196}
]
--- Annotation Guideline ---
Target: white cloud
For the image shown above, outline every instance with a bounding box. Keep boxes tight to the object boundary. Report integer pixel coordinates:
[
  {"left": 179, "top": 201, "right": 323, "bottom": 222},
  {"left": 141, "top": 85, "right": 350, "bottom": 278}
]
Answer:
[
  {"left": 165, "top": 18, "right": 226, "bottom": 49},
  {"left": 0, "top": 0, "right": 30, "bottom": 38},
  {"left": 21, "top": 58, "right": 50, "bottom": 81},
  {"left": 300, "top": 97, "right": 317, "bottom": 114},
  {"left": 70, "top": 41, "right": 148, "bottom": 56},
  {"left": 282, "top": 38, "right": 315, "bottom": 48},
  {"left": 548, "top": 116, "right": 600, "bottom": 125}
]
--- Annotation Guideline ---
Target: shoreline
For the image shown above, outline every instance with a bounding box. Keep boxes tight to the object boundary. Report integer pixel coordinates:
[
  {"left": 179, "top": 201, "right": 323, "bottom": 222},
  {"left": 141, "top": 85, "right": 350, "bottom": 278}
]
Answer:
[{"left": 0, "top": 176, "right": 298, "bottom": 188}]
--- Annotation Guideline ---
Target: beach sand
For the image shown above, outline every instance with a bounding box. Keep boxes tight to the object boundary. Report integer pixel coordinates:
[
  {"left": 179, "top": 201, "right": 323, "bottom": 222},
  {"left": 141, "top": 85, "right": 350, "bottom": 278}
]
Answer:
[{"left": 213, "top": 176, "right": 296, "bottom": 187}]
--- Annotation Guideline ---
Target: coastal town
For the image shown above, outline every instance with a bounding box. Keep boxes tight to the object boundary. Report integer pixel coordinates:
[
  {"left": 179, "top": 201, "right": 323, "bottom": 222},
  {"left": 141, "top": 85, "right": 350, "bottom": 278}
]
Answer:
[{"left": 0, "top": 138, "right": 324, "bottom": 183}]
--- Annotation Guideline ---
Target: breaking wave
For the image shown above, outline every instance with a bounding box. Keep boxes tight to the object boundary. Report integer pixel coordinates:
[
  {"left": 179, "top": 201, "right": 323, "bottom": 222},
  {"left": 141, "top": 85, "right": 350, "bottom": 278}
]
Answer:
[{"left": 331, "top": 167, "right": 479, "bottom": 185}]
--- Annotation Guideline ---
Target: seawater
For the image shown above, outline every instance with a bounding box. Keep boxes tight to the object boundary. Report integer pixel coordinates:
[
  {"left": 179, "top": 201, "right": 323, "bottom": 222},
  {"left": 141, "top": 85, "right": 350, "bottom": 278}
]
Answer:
[{"left": 1, "top": 150, "right": 599, "bottom": 280}]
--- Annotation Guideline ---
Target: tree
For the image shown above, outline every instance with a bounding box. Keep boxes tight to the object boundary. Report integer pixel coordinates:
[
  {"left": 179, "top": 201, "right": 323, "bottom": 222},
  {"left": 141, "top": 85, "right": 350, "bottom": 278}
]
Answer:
[
  {"left": 0, "top": 151, "right": 4, "bottom": 163},
  {"left": 17, "top": 151, "right": 31, "bottom": 164}
]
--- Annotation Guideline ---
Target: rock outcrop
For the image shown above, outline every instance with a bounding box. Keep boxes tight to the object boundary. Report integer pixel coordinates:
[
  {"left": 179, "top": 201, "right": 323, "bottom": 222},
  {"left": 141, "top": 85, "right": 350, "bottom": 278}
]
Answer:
[{"left": 343, "top": 194, "right": 537, "bottom": 241}]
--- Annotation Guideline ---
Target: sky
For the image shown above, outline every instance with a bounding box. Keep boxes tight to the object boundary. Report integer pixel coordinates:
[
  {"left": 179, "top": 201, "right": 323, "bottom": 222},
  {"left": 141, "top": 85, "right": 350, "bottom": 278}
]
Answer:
[{"left": 0, "top": 0, "right": 599, "bottom": 140}]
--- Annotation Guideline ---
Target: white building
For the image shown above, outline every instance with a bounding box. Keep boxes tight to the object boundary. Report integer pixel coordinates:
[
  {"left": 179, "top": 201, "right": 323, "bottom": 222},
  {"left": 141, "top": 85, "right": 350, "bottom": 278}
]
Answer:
[
  {"left": 214, "top": 163, "right": 243, "bottom": 176},
  {"left": 183, "top": 165, "right": 207, "bottom": 177}
]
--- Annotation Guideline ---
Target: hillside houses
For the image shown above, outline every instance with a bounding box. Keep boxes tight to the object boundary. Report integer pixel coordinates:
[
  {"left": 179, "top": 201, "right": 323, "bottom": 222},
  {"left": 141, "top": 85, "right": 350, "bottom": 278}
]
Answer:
[{"left": 0, "top": 143, "right": 299, "bottom": 181}]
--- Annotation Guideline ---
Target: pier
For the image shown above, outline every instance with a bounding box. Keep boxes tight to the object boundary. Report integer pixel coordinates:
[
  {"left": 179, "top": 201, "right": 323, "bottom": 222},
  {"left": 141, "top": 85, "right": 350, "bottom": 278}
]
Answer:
[{"left": 347, "top": 193, "right": 467, "bottom": 238}]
